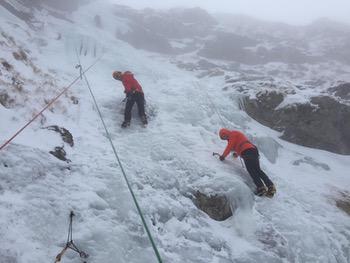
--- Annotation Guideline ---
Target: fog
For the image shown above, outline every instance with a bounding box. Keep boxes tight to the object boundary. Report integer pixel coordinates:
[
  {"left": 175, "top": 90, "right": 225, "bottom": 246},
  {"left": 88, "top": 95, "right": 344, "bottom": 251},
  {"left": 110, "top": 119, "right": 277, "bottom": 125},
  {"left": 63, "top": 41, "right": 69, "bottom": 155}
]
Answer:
[{"left": 112, "top": 0, "right": 350, "bottom": 25}]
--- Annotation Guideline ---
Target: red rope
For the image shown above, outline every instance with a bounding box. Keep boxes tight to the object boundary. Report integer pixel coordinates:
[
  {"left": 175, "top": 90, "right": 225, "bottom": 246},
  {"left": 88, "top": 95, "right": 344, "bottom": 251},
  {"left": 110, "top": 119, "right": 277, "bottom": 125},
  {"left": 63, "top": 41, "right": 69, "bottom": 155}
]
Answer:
[{"left": 0, "top": 57, "right": 102, "bottom": 151}]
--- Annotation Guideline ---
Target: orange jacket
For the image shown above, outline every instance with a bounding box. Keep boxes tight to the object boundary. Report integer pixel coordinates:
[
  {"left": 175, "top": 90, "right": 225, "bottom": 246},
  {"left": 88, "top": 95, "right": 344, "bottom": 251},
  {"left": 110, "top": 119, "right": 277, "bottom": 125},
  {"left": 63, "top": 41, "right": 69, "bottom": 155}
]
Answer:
[
  {"left": 121, "top": 71, "right": 143, "bottom": 94},
  {"left": 220, "top": 129, "right": 255, "bottom": 157}
]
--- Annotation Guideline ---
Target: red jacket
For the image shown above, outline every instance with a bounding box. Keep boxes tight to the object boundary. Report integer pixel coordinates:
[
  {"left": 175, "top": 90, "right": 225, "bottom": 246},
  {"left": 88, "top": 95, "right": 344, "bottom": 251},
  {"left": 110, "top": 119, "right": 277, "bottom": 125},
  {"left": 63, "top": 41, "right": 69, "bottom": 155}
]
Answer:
[
  {"left": 121, "top": 71, "right": 143, "bottom": 94},
  {"left": 220, "top": 129, "right": 255, "bottom": 157}
]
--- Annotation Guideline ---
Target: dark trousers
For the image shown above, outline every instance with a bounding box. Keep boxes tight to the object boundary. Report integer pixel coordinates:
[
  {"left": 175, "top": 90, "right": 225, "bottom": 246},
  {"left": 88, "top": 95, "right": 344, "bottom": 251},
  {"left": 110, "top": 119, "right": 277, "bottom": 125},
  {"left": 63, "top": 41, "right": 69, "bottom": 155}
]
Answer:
[
  {"left": 124, "top": 92, "right": 146, "bottom": 122},
  {"left": 241, "top": 148, "right": 273, "bottom": 189}
]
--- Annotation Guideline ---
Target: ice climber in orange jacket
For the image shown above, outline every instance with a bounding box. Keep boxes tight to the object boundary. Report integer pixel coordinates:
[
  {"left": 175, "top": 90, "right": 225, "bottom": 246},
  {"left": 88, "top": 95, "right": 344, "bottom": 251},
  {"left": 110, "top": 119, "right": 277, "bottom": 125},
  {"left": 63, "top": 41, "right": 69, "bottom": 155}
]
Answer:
[
  {"left": 219, "top": 128, "right": 276, "bottom": 197},
  {"left": 112, "top": 71, "right": 148, "bottom": 127}
]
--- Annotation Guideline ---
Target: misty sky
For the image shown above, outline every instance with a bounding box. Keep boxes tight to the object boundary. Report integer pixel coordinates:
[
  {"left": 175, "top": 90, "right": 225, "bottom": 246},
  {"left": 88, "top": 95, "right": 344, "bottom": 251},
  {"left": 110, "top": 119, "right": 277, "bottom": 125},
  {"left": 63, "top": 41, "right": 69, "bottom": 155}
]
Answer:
[{"left": 113, "top": 0, "right": 350, "bottom": 25}]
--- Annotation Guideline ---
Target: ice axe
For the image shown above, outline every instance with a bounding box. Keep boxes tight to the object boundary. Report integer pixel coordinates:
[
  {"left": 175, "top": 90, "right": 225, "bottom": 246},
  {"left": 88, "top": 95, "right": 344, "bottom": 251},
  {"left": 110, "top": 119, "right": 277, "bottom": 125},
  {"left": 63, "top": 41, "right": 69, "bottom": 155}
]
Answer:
[
  {"left": 75, "top": 64, "right": 83, "bottom": 80},
  {"left": 212, "top": 152, "right": 221, "bottom": 158},
  {"left": 213, "top": 152, "right": 241, "bottom": 164},
  {"left": 213, "top": 152, "right": 225, "bottom": 161}
]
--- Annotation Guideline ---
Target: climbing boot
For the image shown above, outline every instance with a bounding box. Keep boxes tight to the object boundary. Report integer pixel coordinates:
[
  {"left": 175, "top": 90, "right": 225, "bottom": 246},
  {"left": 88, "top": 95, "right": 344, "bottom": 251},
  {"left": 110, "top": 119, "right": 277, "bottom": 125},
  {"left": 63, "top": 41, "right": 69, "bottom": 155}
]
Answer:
[
  {"left": 141, "top": 115, "right": 148, "bottom": 125},
  {"left": 265, "top": 185, "right": 276, "bottom": 198},
  {"left": 121, "top": 121, "right": 130, "bottom": 128},
  {"left": 255, "top": 186, "right": 267, "bottom": 196}
]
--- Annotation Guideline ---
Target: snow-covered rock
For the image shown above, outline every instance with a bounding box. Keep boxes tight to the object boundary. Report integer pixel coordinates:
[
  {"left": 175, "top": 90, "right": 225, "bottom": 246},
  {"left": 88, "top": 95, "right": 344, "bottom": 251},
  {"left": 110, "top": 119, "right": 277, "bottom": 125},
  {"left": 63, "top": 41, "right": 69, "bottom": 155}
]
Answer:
[
  {"left": 242, "top": 90, "right": 350, "bottom": 154},
  {"left": 1, "top": 2, "right": 350, "bottom": 263}
]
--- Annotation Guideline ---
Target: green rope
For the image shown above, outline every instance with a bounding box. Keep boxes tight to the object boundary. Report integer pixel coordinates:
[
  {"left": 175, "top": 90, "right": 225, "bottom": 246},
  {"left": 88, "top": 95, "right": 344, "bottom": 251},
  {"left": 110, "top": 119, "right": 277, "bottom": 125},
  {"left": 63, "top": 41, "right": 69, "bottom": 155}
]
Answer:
[{"left": 77, "top": 57, "right": 162, "bottom": 263}]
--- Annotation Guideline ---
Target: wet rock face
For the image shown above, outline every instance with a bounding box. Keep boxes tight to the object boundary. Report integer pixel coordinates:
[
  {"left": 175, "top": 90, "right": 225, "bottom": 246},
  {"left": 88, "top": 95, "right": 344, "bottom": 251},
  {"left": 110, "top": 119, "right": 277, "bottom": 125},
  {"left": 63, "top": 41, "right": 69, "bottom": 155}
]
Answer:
[
  {"left": 118, "top": 26, "right": 173, "bottom": 54},
  {"left": 116, "top": 7, "right": 216, "bottom": 54},
  {"left": 0, "top": 1, "right": 33, "bottom": 23},
  {"left": 243, "top": 91, "right": 350, "bottom": 155},
  {"left": 193, "top": 191, "right": 233, "bottom": 221},
  {"left": 12, "top": 50, "right": 28, "bottom": 62},
  {"left": 243, "top": 90, "right": 284, "bottom": 127},
  {"left": 198, "top": 32, "right": 258, "bottom": 62},
  {"left": 198, "top": 32, "right": 320, "bottom": 64},
  {"left": 0, "top": 92, "right": 14, "bottom": 108},
  {"left": 0, "top": 250, "right": 16, "bottom": 263},
  {"left": 49, "top": 146, "right": 71, "bottom": 163},
  {"left": 197, "top": 68, "right": 225, "bottom": 78},
  {"left": 0, "top": 0, "right": 90, "bottom": 26},
  {"left": 293, "top": 156, "right": 330, "bottom": 171},
  {"left": 176, "top": 59, "right": 219, "bottom": 71},
  {"left": 18, "top": 0, "right": 89, "bottom": 12},
  {"left": 94, "top": 15, "right": 102, "bottom": 29},
  {"left": 336, "top": 191, "right": 350, "bottom": 216},
  {"left": 328, "top": 83, "right": 350, "bottom": 100},
  {"left": 46, "top": 126, "right": 74, "bottom": 147},
  {"left": 46, "top": 126, "right": 74, "bottom": 162},
  {"left": 1, "top": 60, "right": 13, "bottom": 71}
]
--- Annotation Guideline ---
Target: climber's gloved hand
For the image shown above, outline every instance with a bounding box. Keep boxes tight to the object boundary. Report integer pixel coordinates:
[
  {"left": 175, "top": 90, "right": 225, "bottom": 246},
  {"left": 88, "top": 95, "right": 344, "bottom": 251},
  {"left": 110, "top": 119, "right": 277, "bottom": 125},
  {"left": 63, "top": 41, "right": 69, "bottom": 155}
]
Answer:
[{"left": 219, "top": 155, "right": 225, "bottom": 161}]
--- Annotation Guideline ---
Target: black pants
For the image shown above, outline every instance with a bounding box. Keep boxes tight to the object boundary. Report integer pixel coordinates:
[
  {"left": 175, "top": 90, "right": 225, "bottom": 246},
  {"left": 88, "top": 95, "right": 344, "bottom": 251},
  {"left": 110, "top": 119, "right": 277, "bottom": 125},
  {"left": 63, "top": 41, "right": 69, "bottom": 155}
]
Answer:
[
  {"left": 124, "top": 92, "right": 146, "bottom": 122},
  {"left": 241, "top": 148, "right": 273, "bottom": 189}
]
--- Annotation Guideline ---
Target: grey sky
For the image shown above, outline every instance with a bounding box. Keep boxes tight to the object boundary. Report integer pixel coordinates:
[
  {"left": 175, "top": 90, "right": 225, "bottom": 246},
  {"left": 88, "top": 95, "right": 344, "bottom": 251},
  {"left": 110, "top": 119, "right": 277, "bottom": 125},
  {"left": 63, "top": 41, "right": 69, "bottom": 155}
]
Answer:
[{"left": 113, "top": 0, "right": 350, "bottom": 25}]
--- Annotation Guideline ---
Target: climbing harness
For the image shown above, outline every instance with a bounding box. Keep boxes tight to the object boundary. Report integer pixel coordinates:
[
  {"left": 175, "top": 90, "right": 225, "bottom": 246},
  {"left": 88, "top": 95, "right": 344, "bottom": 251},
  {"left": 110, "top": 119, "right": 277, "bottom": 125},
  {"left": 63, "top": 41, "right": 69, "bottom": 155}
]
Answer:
[
  {"left": 75, "top": 52, "right": 163, "bottom": 263},
  {"left": 55, "top": 211, "right": 88, "bottom": 263},
  {"left": 0, "top": 56, "right": 103, "bottom": 151}
]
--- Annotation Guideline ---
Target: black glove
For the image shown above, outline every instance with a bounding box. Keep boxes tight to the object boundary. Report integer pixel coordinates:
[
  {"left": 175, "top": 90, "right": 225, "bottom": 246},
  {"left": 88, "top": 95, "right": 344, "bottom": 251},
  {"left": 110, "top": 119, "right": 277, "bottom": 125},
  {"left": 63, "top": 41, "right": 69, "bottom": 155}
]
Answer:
[{"left": 219, "top": 155, "right": 225, "bottom": 161}]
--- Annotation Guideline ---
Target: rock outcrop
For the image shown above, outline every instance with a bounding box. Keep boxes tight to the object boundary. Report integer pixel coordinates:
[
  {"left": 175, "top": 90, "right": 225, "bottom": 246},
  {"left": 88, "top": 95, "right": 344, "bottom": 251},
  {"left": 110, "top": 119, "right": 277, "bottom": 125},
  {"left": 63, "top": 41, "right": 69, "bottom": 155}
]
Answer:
[
  {"left": 328, "top": 83, "right": 350, "bottom": 101},
  {"left": 336, "top": 192, "right": 350, "bottom": 216},
  {"left": 193, "top": 191, "right": 234, "bottom": 221},
  {"left": 49, "top": 146, "right": 71, "bottom": 163},
  {"left": 243, "top": 89, "right": 350, "bottom": 155},
  {"left": 116, "top": 7, "right": 216, "bottom": 54},
  {"left": 46, "top": 126, "right": 74, "bottom": 147}
]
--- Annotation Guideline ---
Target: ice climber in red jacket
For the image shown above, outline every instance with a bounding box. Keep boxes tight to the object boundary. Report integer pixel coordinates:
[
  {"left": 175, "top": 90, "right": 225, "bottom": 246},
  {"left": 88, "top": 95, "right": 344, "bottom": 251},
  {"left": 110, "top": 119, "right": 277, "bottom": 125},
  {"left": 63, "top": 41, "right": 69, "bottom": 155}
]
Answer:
[
  {"left": 219, "top": 128, "right": 276, "bottom": 197},
  {"left": 113, "top": 71, "right": 148, "bottom": 128}
]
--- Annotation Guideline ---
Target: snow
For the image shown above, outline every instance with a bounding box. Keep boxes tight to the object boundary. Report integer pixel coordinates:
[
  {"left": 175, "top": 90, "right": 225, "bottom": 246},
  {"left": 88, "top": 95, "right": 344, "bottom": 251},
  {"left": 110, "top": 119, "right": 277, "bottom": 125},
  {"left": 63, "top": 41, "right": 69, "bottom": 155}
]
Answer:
[{"left": 1, "top": 1, "right": 350, "bottom": 263}]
